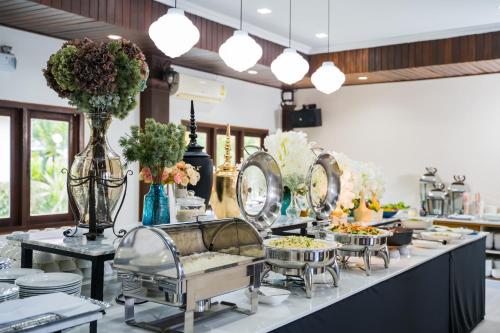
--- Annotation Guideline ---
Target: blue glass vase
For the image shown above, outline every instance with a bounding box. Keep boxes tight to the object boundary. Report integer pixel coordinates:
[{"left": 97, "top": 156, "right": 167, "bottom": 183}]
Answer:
[
  {"left": 281, "top": 187, "right": 291, "bottom": 215},
  {"left": 142, "top": 184, "right": 170, "bottom": 225}
]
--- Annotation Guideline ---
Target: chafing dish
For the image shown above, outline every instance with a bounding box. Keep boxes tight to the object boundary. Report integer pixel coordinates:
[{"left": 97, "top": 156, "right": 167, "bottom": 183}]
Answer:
[
  {"left": 237, "top": 150, "right": 340, "bottom": 297},
  {"left": 306, "top": 151, "right": 341, "bottom": 221},
  {"left": 323, "top": 228, "right": 391, "bottom": 276},
  {"left": 114, "top": 218, "right": 264, "bottom": 333}
]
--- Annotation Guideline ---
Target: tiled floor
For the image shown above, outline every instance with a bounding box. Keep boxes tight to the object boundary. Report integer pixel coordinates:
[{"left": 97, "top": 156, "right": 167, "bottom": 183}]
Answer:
[{"left": 473, "top": 279, "right": 500, "bottom": 332}]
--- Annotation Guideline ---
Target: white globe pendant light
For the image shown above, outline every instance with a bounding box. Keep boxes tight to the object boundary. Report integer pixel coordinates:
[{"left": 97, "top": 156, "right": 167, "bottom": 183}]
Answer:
[
  {"left": 148, "top": 2, "right": 200, "bottom": 58},
  {"left": 311, "top": 61, "right": 345, "bottom": 94},
  {"left": 271, "top": 48, "right": 309, "bottom": 85},
  {"left": 219, "top": 1, "right": 262, "bottom": 72},
  {"left": 271, "top": 0, "right": 309, "bottom": 85},
  {"left": 311, "top": 0, "right": 345, "bottom": 94}
]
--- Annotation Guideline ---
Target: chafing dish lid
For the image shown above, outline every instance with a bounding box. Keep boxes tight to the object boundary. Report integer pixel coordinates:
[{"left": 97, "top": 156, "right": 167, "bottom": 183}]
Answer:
[
  {"left": 237, "top": 151, "right": 283, "bottom": 230},
  {"left": 114, "top": 226, "right": 182, "bottom": 279},
  {"left": 306, "top": 151, "right": 341, "bottom": 219}
]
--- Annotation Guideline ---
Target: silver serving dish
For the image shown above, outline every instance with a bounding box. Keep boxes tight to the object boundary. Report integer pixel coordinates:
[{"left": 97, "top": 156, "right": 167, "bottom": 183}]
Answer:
[
  {"left": 114, "top": 218, "right": 265, "bottom": 333},
  {"left": 237, "top": 150, "right": 340, "bottom": 297},
  {"left": 322, "top": 228, "right": 392, "bottom": 276},
  {"left": 263, "top": 238, "right": 339, "bottom": 298},
  {"left": 306, "top": 151, "right": 341, "bottom": 221}
]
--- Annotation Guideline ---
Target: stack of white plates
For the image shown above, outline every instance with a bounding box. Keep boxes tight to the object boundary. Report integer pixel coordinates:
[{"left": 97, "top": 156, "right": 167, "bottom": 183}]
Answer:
[
  {"left": 0, "top": 282, "right": 19, "bottom": 302},
  {"left": 0, "top": 268, "right": 44, "bottom": 284},
  {"left": 122, "top": 280, "right": 147, "bottom": 297},
  {"left": 15, "top": 273, "right": 82, "bottom": 299}
]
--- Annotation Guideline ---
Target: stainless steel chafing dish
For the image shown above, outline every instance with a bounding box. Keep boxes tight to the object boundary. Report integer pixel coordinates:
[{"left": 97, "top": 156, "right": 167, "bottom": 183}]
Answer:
[
  {"left": 114, "top": 218, "right": 265, "bottom": 333},
  {"left": 237, "top": 150, "right": 340, "bottom": 298},
  {"left": 322, "top": 227, "right": 392, "bottom": 276}
]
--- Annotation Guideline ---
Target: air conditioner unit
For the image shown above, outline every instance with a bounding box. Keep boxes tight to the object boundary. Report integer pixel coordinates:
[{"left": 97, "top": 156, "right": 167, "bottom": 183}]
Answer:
[{"left": 169, "top": 72, "right": 226, "bottom": 104}]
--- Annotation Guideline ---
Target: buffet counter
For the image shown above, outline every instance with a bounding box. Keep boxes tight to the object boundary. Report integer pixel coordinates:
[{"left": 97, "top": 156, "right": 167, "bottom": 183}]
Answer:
[{"left": 68, "top": 233, "right": 486, "bottom": 333}]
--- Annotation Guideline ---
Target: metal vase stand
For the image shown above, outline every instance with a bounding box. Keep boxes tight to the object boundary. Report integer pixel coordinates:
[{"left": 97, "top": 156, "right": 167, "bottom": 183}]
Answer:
[{"left": 63, "top": 167, "right": 132, "bottom": 240}]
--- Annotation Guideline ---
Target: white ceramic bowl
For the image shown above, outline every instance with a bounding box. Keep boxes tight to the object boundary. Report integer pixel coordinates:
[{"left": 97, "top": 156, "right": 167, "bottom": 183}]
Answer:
[
  {"left": 58, "top": 260, "right": 77, "bottom": 272},
  {"left": 486, "top": 233, "right": 494, "bottom": 249},
  {"left": 494, "top": 234, "right": 500, "bottom": 251},
  {"left": 245, "top": 287, "right": 291, "bottom": 305},
  {"left": 486, "top": 259, "right": 493, "bottom": 277},
  {"left": 492, "top": 268, "right": 500, "bottom": 279}
]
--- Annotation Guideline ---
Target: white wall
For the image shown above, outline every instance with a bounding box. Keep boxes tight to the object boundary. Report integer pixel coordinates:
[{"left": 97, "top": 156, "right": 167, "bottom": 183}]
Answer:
[
  {"left": 0, "top": 25, "right": 139, "bottom": 228},
  {"left": 169, "top": 65, "right": 281, "bottom": 131},
  {"left": 0, "top": 25, "right": 281, "bottom": 228},
  {"left": 296, "top": 74, "right": 500, "bottom": 208}
]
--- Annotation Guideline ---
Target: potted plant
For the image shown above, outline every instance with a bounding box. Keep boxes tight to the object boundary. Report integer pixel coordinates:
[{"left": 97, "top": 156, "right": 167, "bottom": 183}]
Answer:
[
  {"left": 43, "top": 38, "right": 148, "bottom": 233},
  {"left": 119, "top": 118, "right": 186, "bottom": 225}
]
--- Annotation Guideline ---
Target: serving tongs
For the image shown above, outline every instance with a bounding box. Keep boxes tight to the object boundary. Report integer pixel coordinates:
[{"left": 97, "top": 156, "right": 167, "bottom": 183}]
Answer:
[{"left": 412, "top": 235, "right": 447, "bottom": 245}]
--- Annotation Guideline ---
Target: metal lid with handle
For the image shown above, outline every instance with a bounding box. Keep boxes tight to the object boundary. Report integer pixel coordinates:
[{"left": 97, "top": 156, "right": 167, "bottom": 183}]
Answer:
[
  {"left": 305, "top": 150, "right": 341, "bottom": 220},
  {"left": 236, "top": 150, "right": 283, "bottom": 231}
]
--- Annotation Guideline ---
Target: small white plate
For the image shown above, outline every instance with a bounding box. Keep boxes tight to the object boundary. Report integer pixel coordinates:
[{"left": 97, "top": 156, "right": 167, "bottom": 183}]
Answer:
[
  {"left": 0, "top": 268, "right": 43, "bottom": 281},
  {"left": 245, "top": 287, "right": 291, "bottom": 305},
  {"left": 492, "top": 269, "right": 500, "bottom": 279}
]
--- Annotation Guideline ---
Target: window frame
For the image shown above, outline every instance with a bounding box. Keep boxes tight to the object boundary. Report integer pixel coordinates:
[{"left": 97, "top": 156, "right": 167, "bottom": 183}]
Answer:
[
  {"left": 0, "top": 100, "right": 83, "bottom": 232},
  {"left": 181, "top": 120, "right": 269, "bottom": 165}
]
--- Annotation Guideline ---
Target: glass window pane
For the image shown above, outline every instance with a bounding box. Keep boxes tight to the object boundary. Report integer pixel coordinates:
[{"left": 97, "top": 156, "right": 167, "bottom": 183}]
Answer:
[
  {"left": 30, "top": 118, "right": 69, "bottom": 216},
  {"left": 216, "top": 134, "right": 235, "bottom": 167},
  {"left": 243, "top": 136, "right": 261, "bottom": 160},
  {"left": 184, "top": 131, "right": 207, "bottom": 153},
  {"left": 0, "top": 116, "right": 10, "bottom": 219}
]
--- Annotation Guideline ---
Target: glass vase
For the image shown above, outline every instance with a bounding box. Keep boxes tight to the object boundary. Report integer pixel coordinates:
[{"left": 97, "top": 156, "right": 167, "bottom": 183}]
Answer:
[
  {"left": 174, "top": 184, "right": 188, "bottom": 199},
  {"left": 69, "top": 113, "right": 124, "bottom": 230},
  {"left": 286, "top": 191, "right": 301, "bottom": 220},
  {"left": 142, "top": 184, "right": 170, "bottom": 225},
  {"left": 281, "top": 187, "right": 291, "bottom": 215}
]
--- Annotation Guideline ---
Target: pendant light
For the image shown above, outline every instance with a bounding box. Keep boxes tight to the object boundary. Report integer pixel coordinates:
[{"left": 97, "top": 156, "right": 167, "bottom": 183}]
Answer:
[
  {"left": 219, "top": 0, "right": 263, "bottom": 72},
  {"left": 271, "top": 0, "right": 309, "bottom": 85},
  {"left": 148, "top": 0, "right": 200, "bottom": 58},
  {"left": 311, "top": 0, "right": 345, "bottom": 94}
]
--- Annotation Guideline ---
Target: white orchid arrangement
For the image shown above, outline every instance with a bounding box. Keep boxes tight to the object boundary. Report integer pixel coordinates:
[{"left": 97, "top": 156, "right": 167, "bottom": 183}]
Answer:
[
  {"left": 333, "top": 152, "right": 385, "bottom": 210},
  {"left": 264, "top": 130, "right": 315, "bottom": 194}
]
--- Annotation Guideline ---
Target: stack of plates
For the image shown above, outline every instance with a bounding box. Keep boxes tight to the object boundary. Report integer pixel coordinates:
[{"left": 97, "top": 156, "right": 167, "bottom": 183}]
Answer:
[
  {"left": 0, "top": 282, "right": 19, "bottom": 302},
  {"left": 0, "top": 268, "right": 44, "bottom": 284},
  {"left": 15, "top": 273, "right": 83, "bottom": 299},
  {"left": 122, "top": 280, "right": 147, "bottom": 297}
]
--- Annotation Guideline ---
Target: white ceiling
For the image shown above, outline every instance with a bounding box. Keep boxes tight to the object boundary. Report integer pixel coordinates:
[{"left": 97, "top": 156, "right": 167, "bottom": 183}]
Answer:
[{"left": 156, "top": 0, "right": 500, "bottom": 54}]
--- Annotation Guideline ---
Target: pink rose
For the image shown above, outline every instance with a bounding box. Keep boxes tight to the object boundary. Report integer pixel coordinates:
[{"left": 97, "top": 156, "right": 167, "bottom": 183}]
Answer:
[
  {"left": 173, "top": 172, "right": 182, "bottom": 184},
  {"left": 161, "top": 168, "right": 170, "bottom": 183},
  {"left": 141, "top": 167, "right": 153, "bottom": 184}
]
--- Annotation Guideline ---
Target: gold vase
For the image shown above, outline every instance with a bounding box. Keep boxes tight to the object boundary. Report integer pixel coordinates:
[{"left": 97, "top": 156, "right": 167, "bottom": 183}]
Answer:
[{"left": 210, "top": 125, "right": 240, "bottom": 218}]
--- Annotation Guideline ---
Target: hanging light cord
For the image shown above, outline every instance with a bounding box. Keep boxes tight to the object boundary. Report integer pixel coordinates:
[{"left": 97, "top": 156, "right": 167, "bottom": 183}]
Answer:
[
  {"left": 327, "top": 0, "right": 330, "bottom": 53},
  {"left": 240, "top": 0, "right": 243, "bottom": 30},
  {"left": 288, "top": 0, "right": 292, "bottom": 48}
]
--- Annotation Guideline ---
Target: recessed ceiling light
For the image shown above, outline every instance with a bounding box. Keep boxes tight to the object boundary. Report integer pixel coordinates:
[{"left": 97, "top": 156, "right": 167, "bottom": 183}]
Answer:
[
  {"left": 358, "top": 76, "right": 368, "bottom": 81},
  {"left": 247, "top": 70, "right": 258, "bottom": 75},
  {"left": 257, "top": 8, "right": 272, "bottom": 15},
  {"left": 107, "top": 34, "right": 122, "bottom": 40},
  {"left": 315, "top": 32, "right": 328, "bottom": 39}
]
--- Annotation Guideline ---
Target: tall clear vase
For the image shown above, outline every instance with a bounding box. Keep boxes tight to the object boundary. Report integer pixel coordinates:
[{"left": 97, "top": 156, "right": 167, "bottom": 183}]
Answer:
[
  {"left": 286, "top": 191, "right": 301, "bottom": 220},
  {"left": 69, "top": 113, "right": 124, "bottom": 231}
]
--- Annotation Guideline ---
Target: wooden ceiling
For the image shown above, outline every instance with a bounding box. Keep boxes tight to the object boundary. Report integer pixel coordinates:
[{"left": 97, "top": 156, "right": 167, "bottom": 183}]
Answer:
[{"left": 2, "top": 0, "right": 500, "bottom": 89}]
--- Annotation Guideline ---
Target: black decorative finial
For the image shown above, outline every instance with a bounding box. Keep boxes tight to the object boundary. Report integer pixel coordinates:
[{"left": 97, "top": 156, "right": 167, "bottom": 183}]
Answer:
[{"left": 187, "top": 100, "right": 203, "bottom": 152}]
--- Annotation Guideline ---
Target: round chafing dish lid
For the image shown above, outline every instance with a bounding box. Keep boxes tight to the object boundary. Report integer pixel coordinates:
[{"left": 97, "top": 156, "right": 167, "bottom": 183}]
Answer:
[
  {"left": 306, "top": 151, "right": 341, "bottom": 219},
  {"left": 114, "top": 226, "right": 183, "bottom": 279},
  {"left": 237, "top": 151, "right": 283, "bottom": 230}
]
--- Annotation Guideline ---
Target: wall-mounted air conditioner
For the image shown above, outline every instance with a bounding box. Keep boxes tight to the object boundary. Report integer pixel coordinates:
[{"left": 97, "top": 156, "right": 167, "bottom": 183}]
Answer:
[{"left": 169, "top": 72, "right": 226, "bottom": 104}]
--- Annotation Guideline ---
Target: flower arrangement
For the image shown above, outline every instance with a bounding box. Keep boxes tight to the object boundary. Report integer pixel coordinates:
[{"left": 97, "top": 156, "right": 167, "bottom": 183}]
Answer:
[
  {"left": 264, "top": 130, "right": 315, "bottom": 194},
  {"left": 43, "top": 38, "right": 148, "bottom": 119},
  {"left": 119, "top": 118, "right": 187, "bottom": 183},
  {"left": 162, "top": 161, "right": 200, "bottom": 186},
  {"left": 333, "top": 152, "right": 385, "bottom": 211}
]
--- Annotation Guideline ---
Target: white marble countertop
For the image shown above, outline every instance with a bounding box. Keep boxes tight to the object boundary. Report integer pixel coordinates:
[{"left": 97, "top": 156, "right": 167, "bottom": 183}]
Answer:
[
  {"left": 66, "top": 233, "right": 486, "bottom": 333},
  {"left": 6, "top": 229, "right": 121, "bottom": 256},
  {"left": 434, "top": 217, "right": 500, "bottom": 227}
]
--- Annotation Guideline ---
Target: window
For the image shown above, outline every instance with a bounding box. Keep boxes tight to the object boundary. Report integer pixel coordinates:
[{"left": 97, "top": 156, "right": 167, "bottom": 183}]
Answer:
[
  {"left": 0, "top": 101, "right": 82, "bottom": 231},
  {"left": 181, "top": 121, "right": 268, "bottom": 167}
]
